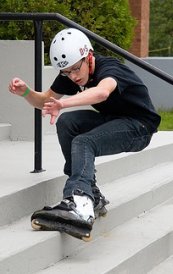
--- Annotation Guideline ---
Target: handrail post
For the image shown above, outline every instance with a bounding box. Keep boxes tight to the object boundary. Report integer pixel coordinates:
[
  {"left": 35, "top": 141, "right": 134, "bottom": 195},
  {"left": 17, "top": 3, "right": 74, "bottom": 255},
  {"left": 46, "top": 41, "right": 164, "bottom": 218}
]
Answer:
[{"left": 32, "top": 19, "right": 44, "bottom": 173}]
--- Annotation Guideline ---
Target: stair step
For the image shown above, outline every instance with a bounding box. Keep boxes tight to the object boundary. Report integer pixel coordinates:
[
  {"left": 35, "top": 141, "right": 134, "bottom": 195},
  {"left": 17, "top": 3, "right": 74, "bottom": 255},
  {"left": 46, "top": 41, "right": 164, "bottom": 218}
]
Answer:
[
  {"left": 36, "top": 199, "right": 173, "bottom": 274},
  {"left": 101, "top": 161, "right": 173, "bottom": 231},
  {"left": 0, "top": 217, "right": 62, "bottom": 274},
  {"left": 148, "top": 255, "right": 173, "bottom": 274},
  {"left": 0, "top": 134, "right": 173, "bottom": 227},
  {"left": 0, "top": 123, "right": 11, "bottom": 141},
  {"left": 0, "top": 162, "right": 173, "bottom": 273},
  {"left": 0, "top": 132, "right": 173, "bottom": 273},
  {"left": 96, "top": 142, "right": 173, "bottom": 185}
]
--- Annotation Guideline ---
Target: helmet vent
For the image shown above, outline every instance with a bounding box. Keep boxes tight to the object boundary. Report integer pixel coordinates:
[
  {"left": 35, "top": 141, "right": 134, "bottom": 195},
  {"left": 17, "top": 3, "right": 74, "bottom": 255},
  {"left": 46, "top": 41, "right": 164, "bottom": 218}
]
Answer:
[
  {"left": 53, "top": 40, "right": 56, "bottom": 44},
  {"left": 61, "top": 37, "right": 65, "bottom": 41},
  {"left": 54, "top": 57, "right": 58, "bottom": 61},
  {"left": 62, "top": 54, "right": 66, "bottom": 59}
]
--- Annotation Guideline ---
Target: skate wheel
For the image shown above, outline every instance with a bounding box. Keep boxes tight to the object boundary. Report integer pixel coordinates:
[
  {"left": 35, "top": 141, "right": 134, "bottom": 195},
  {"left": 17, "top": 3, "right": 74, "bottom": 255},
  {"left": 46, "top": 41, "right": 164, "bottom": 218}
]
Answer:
[
  {"left": 100, "top": 211, "right": 107, "bottom": 217},
  {"left": 82, "top": 234, "right": 92, "bottom": 242},
  {"left": 99, "top": 207, "right": 107, "bottom": 217},
  {"left": 31, "top": 219, "right": 42, "bottom": 230}
]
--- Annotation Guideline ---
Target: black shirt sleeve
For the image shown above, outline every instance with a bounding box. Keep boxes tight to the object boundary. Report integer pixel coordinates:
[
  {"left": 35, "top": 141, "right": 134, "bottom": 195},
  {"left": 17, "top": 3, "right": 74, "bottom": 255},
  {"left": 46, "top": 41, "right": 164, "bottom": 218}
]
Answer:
[
  {"left": 92, "top": 55, "right": 145, "bottom": 93},
  {"left": 50, "top": 74, "right": 80, "bottom": 95}
]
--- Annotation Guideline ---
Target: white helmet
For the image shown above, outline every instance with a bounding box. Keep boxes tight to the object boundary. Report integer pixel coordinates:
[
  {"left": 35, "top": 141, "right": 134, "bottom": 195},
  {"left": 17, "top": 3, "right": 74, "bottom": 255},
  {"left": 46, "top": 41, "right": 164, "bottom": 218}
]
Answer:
[{"left": 50, "top": 28, "right": 93, "bottom": 71}]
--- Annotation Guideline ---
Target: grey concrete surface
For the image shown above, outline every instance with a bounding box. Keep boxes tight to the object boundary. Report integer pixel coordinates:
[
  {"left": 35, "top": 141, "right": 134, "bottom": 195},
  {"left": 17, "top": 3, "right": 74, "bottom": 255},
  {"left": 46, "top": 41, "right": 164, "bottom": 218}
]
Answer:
[
  {"left": 0, "top": 131, "right": 173, "bottom": 198},
  {"left": 0, "top": 131, "right": 173, "bottom": 273}
]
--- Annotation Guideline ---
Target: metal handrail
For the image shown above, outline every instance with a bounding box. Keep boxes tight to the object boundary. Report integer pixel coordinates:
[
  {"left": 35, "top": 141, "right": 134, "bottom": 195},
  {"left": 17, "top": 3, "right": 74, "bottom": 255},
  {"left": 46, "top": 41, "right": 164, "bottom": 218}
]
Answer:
[
  {"left": 1, "top": 12, "right": 173, "bottom": 172},
  {"left": 1, "top": 13, "right": 173, "bottom": 84}
]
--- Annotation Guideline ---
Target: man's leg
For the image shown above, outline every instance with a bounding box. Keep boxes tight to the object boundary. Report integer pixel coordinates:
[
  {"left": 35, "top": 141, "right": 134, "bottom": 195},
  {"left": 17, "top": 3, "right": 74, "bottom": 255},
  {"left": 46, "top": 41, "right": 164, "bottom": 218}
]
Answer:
[
  {"left": 56, "top": 109, "right": 107, "bottom": 176},
  {"left": 31, "top": 115, "right": 152, "bottom": 233},
  {"left": 63, "top": 116, "right": 152, "bottom": 200},
  {"left": 56, "top": 110, "right": 111, "bottom": 221}
]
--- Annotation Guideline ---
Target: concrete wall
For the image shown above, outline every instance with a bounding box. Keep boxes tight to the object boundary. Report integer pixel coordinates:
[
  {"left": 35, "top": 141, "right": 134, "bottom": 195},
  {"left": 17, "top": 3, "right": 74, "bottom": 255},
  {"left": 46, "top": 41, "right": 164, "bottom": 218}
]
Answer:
[
  {"left": 125, "top": 58, "right": 173, "bottom": 110},
  {"left": 1, "top": 41, "right": 173, "bottom": 140},
  {"left": 0, "top": 40, "right": 35, "bottom": 140}
]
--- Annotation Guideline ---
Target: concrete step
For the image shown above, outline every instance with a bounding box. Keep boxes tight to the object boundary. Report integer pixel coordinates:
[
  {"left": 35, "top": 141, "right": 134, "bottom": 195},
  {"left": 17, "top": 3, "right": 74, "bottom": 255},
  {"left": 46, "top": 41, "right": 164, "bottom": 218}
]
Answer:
[
  {"left": 1, "top": 162, "right": 173, "bottom": 273},
  {"left": 0, "top": 131, "right": 173, "bottom": 273},
  {"left": 1, "top": 132, "right": 173, "bottom": 227},
  {"left": 36, "top": 199, "right": 173, "bottom": 274},
  {"left": 148, "top": 255, "right": 173, "bottom": 274},
  {"left": 0, "top": 123, "right": 11, "bottom": 141}
]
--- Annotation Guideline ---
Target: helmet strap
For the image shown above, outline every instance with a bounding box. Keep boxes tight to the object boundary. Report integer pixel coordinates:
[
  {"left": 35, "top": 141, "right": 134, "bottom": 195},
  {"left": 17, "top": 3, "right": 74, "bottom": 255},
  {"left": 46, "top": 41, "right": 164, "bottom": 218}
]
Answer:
[{"left": 88, "top": 51, "right": 93, "bottom": 75}]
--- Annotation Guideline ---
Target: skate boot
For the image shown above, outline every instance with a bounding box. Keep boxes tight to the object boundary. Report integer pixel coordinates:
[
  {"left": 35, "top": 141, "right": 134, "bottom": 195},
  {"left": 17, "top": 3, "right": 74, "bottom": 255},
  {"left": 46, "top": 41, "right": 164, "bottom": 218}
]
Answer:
[
  {"left": 31, "top": 193, "right": 95, "bottom": 241},
  {"left": 91, "top": 180, "right": 110, "bottom": 219}
]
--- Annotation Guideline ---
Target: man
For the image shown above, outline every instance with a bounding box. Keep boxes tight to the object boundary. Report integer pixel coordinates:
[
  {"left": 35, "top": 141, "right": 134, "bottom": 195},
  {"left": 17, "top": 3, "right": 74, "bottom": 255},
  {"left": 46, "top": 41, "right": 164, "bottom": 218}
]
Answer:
[{"left": 9, "top": 28, "right": 161, "bottom": 236}]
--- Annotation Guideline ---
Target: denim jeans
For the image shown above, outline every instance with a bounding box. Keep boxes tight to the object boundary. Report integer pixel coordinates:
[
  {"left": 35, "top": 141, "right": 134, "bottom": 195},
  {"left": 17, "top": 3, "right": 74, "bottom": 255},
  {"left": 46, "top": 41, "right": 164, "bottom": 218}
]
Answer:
[{"left": 56, "top": 109, "right": 152, "bottom": 201}]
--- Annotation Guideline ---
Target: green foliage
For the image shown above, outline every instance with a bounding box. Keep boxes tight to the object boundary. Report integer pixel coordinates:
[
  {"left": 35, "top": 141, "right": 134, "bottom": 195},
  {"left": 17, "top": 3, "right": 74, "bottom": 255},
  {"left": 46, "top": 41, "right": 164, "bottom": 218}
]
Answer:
[
  {"left": 70, "top": 0, "right": 136, "bottom": 57},
  {"left": 0, "top": 0, "right": 136, "bottom": 64},
  {"left": 150, "top": 0, "right": 173, "bottom": 56},
  {"left": 0, "top": 0, "right": 70, "bottom": 62},
  {"left": 158, "top": 109, "right": 173, "bottom": 131}
]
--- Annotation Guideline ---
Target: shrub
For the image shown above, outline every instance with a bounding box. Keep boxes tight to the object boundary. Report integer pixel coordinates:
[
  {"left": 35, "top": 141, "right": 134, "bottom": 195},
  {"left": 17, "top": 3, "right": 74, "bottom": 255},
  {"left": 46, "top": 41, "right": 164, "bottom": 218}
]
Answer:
[{"left": 0, "top": 0, "right": 136, "bottom": 63}]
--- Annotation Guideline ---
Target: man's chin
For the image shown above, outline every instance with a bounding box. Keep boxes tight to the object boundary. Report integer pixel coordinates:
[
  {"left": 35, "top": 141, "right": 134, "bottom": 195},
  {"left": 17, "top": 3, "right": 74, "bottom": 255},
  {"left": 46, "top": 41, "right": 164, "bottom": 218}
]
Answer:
[{"left": 76, "top": 79, "right": 87, "bottom": 87}]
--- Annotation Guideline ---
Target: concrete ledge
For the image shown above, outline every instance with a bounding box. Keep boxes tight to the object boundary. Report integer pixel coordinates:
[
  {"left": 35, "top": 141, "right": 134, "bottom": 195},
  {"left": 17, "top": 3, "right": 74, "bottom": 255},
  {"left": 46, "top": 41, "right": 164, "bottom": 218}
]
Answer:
[
  {"left": 0, "top": 123, "right": 11, "bottom": 141},
  {"left": 0, "top": 132, "right": 173, "bottom": 273},
  {"left": 0, "top": 132, "right": 173, "bottom": 226},
  {"left": 149, "top": 255, "right": 173, "bottom": 274},
  {"left": 35, "top": 199, "right": 173, "bottom": 274},
  {"left": 0, "top": 162, "right": 173, "bottom": 273},
  {"left": 0, "top": 143, "right": 173, "bottom": 226}
]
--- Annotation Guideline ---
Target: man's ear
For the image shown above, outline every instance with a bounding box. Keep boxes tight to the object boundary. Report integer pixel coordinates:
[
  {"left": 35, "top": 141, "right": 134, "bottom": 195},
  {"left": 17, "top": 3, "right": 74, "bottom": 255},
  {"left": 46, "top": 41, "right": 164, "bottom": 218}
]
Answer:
[
  {"left": 85, "top": 55, "right": 89, "bottom": 64},
  {"left": 87, "top": 51, "right": 94, "bottom": 75},
  {"left": 86, "top": 51, "right": 93, "bottom": 62}
]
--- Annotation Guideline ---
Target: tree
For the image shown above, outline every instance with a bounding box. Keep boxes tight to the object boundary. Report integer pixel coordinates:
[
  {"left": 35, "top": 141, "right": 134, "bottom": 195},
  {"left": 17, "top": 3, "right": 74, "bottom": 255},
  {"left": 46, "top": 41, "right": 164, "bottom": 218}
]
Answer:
[
  {"left": 69, "top": 0, "right": 136, "bottom": 55},
  {"left": 0, "top": 0, "right": 71, "bottom": 63},
  {"left": 149, "top": 0, "right": 173, "bottom": 56},
  {"left": 0, "top": 0, "right": 136, "bottom": 63}
]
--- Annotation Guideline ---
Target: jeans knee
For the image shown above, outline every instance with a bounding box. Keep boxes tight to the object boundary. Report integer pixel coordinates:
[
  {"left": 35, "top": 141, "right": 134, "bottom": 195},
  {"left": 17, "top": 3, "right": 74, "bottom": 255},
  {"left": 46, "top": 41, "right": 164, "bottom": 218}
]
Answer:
[
  {"left": 72, "top": 134, "right": 96, "bottom": 154},
  {"left": 72, "top": 134, "right": 87, "bottom": 146},
  {"left": 56, "top": 112, "right": 70, "bottom": 134}
]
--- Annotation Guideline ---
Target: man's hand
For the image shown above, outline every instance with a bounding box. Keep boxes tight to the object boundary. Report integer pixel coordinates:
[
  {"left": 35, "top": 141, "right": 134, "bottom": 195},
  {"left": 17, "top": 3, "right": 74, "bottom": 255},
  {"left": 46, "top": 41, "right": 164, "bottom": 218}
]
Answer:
[
  {"left": 42, "top": 97, "right": 63, "bottom": 125},
  {"left": 9, "top": 77, "right": 28, "bottom": 96}
]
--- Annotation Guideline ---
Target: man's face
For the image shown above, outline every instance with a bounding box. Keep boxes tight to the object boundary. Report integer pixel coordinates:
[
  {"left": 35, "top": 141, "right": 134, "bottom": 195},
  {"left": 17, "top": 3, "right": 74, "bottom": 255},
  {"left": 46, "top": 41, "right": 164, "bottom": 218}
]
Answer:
[{"left": 60, "top": 58, "right": 89, "bottom": 86}]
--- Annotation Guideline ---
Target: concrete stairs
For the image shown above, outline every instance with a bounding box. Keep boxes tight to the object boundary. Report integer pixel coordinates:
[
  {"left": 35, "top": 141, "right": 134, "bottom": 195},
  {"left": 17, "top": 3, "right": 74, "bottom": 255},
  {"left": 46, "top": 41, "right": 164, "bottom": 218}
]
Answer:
[
  {"left": 1, "top": 130, "right": 173, "bottom": 273},
  {"left": 149, "top": 255, "right": 173, "bottom": 274},
  {"left": 0, "top": 123, "right": 11, "bottom": 141}
]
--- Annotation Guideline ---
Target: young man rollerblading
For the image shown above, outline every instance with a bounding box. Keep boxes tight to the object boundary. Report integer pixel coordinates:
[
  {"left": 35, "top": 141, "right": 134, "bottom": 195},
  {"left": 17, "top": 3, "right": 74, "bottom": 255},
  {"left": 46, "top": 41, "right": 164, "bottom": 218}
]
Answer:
[
  {"left": 31, "top": 192, "right": 94, "bottom": 241},
  {"left": 31, "top": 183, "right": 109, "bottom": 240},
  {"left": 9, "top": 28, "right": 161, "bottom": 241}
]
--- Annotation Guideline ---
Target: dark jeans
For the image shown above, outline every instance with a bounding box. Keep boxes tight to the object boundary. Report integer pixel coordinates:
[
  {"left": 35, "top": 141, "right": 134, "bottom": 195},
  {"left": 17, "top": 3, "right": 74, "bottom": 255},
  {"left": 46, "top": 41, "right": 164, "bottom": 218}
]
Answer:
[{"left": 56, "top": 110, "right": 152, "bottom": 201}]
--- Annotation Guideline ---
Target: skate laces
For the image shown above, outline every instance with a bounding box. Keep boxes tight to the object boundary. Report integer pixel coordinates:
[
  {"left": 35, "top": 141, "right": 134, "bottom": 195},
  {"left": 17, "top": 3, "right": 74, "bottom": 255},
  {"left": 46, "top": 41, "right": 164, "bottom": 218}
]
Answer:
[
  {"left": 53, "top": 199, "right": 85, "bottom": 219},
  {"left": 52, "top": 195, "right": 95, "bottom": 222},
  {"left": 53, "top": 199, "right": 75, "bottom": 211},
  {"left": 72, "top": 195, "right": 95, "bottom": 221}
]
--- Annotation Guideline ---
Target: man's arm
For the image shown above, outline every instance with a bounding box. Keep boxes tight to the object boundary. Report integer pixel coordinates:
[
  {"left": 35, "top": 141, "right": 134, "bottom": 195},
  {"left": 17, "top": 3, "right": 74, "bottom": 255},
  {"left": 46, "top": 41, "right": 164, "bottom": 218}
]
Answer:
[
  {"left": 43, "top": 77, "right": 117, "bottom": 124},
  {"left": 9, "top": 77, "right": 63, "bottom": 109},
  {"left": 59, "top": 77, "right": 117, "bottom": 108}
]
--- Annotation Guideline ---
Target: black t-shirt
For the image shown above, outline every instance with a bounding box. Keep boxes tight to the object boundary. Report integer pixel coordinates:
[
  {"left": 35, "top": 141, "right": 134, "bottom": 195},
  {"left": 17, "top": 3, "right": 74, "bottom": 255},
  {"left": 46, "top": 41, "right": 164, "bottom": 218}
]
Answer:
[{"left": 51, "top": 54, "right": 161, "bottom": 133}]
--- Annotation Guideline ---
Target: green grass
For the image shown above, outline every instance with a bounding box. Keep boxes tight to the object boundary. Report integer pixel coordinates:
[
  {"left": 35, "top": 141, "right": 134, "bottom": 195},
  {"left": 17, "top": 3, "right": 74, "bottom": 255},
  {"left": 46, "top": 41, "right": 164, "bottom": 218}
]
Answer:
[{"left": 158, "top": 109, "right": 173, "bottom": 131}]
